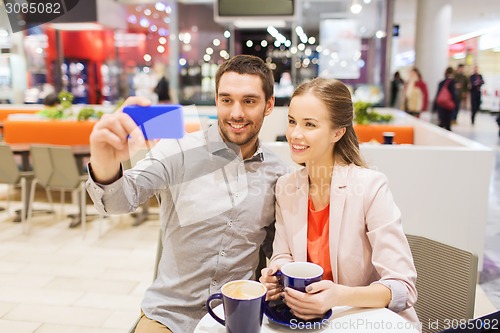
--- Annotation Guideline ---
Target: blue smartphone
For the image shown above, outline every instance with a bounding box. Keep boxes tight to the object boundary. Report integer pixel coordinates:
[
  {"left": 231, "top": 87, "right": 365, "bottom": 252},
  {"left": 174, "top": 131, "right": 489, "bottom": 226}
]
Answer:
[{"left": 123, "top": 104, "right": 184, "bottom": 140}]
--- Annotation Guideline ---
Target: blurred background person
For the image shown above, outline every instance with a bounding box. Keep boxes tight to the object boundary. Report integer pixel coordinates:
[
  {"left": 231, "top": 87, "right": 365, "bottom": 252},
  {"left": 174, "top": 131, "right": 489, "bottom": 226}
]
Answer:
[
  {"left": 469, "top": 65, "right": 485, "bottom": 125},
  {"left": 154, "top": 75, "right": 171, "bottom": 104},
  {"left": 453, "top": 64, "right": 469, "bottom": 124},
  {"left": 434, "top": 67, "right": 458, "bottom": 131},
  {"left": 390, "top": 71, "right": 404, "bottom": 109},
  {"left": 42, "top": 92, "right": 60, "bottom": 107},
  {"left": 401, "top": 67, "right": 428, "bottom": 118},
  {"left": 496, "top": 112, "right": 500, "bottom": 138}
]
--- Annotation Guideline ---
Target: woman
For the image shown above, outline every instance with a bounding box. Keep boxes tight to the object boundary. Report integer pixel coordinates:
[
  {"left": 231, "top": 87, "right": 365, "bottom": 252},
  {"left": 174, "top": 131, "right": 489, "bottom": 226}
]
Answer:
[
  {"left": 401, "top": 67, "right": 428, "bottom": 118},
  {"left": 434, "top": 67, "right": 458, "bottom": 131},
  {"left": 390, "top": 71, "right": 404, "bottom": 108},
  {"left": 260, "top": 78, "right": 418, "bottom": 324}
]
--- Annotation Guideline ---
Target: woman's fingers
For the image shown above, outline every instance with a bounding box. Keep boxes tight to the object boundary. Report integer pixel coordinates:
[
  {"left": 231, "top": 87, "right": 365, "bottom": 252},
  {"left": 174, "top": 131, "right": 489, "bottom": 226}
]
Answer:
[{"left": 283, "top": 288, "right": 326, "bottom": 319}]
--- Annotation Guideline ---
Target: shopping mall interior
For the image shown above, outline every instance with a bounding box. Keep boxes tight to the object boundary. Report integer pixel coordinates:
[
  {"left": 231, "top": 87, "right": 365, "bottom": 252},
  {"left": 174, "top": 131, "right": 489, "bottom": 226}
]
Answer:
[{"left": 0, "top": 0, "right": 500, "bottom": 332}]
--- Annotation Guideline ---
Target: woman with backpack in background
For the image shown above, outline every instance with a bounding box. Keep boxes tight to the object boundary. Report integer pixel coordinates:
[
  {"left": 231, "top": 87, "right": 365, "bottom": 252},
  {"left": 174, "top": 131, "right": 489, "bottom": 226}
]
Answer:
[{"left": 434, "top": 67, "right": 459, "bottom": 131}]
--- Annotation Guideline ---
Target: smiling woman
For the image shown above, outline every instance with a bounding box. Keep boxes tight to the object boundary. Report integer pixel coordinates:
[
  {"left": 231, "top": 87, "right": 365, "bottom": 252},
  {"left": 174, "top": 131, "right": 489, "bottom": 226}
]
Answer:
[{"left": 260, "top": 77, "right": 419, "bottom": 325}]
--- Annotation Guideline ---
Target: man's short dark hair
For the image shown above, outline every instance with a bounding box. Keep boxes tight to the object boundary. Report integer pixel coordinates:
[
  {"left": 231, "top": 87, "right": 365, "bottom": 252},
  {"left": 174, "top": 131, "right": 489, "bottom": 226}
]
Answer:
[{"left": 215, "top": 55, "right": 274, "bottom": 102}]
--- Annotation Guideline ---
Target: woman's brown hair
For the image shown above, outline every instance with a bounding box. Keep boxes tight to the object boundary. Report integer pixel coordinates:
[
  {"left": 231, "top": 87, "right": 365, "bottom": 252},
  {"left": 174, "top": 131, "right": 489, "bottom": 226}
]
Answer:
[{"left": 291, "top": 77, "right": 366, "bottom": 167}]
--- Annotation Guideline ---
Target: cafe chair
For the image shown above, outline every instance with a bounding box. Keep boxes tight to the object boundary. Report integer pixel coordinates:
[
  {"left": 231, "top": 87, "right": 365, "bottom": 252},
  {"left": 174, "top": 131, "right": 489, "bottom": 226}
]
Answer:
[
  {"left": 27, "top": 145, "right": 88, "bottom": 235},
  {"left": 128, "top": 229, "right": 163, "bottom": 333},
  {"left": 406, "top": 234, "right": 478, "bottom": 333},
  {"left": 0, "top": 143, "right": 33, "bottom": 224}
]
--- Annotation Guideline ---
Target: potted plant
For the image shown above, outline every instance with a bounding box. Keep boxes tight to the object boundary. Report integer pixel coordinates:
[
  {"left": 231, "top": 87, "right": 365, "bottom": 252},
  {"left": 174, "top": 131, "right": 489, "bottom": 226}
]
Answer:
[{"left": 354, "top": 101, "right": 393, "bottom": 124}]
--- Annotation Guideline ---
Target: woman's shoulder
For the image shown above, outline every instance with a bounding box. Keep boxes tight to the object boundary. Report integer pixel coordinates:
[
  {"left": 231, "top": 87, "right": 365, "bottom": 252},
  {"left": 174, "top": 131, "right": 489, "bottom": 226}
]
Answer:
[
  {"left": 277, "top": 168, "right": 306, "bottom": 186},
  {"left": 346, "top": 164, "right": 388, "bottom": 185}
]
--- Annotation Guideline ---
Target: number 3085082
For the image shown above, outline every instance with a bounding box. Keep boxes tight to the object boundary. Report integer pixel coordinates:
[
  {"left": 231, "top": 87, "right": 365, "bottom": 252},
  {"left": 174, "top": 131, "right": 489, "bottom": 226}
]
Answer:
[
  {"left": 5, "top": 2, "right": 62, "bottom": 14},
  {"left": 444, "top": 318, "right": 499, "bottom": 330}
]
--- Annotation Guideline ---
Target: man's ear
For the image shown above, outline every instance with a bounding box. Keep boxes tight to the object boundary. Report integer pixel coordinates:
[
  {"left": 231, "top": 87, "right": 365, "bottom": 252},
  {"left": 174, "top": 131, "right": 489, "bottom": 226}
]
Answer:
[{"left": 265, "top": 96, "right": 275, "bottom": 116}]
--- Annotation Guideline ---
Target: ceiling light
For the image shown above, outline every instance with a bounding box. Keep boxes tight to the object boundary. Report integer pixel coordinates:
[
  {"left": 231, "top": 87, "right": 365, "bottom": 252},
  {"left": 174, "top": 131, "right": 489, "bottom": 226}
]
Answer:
[
  {"left": 233, "top": 20, "right": 286, "bottom": 29},
  {"left": 351, "top": 0, "right": 362, "bottom": 14},
  {"left": 448, "top": 24, "right": 500, "bottom": 44},
  {"left": 155, "top": 2, "right": 166, "bottom": 11},
  {"left": 47, "top": 23, "right": 104, "bottom": 31}
]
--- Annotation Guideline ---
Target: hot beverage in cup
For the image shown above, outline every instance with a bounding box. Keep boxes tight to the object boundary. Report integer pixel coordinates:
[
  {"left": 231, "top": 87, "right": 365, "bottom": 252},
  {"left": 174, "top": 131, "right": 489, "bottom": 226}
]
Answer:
[
  {"left": 222, "top": 280, "right": 263, "bottom": 299},
  {"left": 279, "top": 262, "right": 324, "bottom": 292},
  {"left": 383, "top": 132, "right": 395, "bottom": 144},
  {"left": 206, "top": 280, "right": 266, "bottom": 333}
]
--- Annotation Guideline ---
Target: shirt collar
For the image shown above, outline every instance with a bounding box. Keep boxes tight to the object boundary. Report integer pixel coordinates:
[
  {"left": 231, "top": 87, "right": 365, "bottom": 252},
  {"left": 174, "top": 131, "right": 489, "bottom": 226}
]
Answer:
[{"left": 206, "top": 124, "right": 264, "bottom": 162}]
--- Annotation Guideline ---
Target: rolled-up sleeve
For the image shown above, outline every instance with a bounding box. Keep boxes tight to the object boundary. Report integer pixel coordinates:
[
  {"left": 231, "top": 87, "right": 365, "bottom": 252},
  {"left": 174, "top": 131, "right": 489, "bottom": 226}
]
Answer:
[
  {"left": 372, "top": 280, "right": 409, "bottom": 312},
  {"left": 86, "top": 164, "right": 137, "bottom": 215}
]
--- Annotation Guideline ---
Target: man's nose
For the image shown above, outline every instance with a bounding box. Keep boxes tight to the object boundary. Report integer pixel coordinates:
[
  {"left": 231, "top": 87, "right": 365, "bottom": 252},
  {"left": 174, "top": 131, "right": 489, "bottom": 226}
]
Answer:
[{"left": 231, "top": 103, "right": 244, "bottom": 119}]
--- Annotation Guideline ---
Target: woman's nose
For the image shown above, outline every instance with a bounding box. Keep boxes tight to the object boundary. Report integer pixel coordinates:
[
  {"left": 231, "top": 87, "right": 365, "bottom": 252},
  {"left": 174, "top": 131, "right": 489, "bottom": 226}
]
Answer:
[{"left": 289, "top": 125, "right": 303, "bottom": 139}]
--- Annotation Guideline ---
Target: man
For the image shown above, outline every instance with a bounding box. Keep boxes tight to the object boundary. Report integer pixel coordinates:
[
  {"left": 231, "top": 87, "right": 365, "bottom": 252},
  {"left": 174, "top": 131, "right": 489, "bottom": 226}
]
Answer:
[
  {"left": 469, "top": 65, "right": 485, "bottom": 125},
  {"left": 86, "top": 55, "right": 288, "bottom": 333}
]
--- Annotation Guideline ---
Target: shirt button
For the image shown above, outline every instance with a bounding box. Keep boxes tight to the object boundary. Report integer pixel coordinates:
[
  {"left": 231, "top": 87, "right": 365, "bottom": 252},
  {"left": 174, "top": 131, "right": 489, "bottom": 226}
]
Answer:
[
  {"left": 212, "top": 280, "right": 217, "bottom": 286},
  {"left": 228, "top": 221, "right": 233, "bottom": 227},
  {"left": 235, "top": 193, "right": 239, "bottom": 198},
  {"left": 220, "top": 250, "right": 225, "bottom": 256}
]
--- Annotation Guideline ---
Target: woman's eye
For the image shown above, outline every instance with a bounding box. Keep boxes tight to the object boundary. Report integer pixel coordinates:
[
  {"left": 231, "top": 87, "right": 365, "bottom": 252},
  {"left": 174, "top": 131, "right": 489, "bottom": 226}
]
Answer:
[
  {"left": 306, "top": 122, "right": 316, "bottom": 127},
  {"left": 288, "top": 119, "right": 296, "bottom": 125}
]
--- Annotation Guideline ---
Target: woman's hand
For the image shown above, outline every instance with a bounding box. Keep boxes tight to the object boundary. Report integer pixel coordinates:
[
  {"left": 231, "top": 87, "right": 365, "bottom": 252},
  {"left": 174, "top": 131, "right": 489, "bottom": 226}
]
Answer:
[
  {"left": 283, "top": 280, "right": 345, "bottom": 321},
  {"left": 259, "top": 262, "right": 283, "bottom": 301}
]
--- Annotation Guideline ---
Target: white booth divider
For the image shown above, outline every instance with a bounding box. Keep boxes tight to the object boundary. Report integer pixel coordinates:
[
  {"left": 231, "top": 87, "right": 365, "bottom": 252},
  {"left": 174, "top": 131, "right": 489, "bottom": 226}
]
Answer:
[
  {"left": 192, "top": 106, "right": 494, "bottom": 268},
  {"left": 261, "top": 108, "right": 494, "bottom": 269}
]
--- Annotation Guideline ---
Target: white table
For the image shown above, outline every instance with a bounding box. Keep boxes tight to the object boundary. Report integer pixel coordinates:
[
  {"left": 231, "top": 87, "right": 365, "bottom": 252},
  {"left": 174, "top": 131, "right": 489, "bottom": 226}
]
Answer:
[{"left": 194, "top": 305, "right": 420, "bottom": 333}]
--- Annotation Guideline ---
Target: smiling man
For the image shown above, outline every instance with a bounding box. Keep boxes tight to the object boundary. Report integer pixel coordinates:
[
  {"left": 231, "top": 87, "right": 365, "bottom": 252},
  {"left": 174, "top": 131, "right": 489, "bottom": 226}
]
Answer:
[{"left": 86, "top": 55, "right": 288, "bottom": 333}]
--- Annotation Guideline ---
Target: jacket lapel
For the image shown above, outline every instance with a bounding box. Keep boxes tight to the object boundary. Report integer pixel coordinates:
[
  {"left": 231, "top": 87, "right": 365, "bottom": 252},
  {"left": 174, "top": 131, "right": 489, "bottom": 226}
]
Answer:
[
  {"left": 292, "top": 169, "right": 309, "bottom": 262},
  {"left": 328, "top": 164, "right": 350, "bottom": 282}
]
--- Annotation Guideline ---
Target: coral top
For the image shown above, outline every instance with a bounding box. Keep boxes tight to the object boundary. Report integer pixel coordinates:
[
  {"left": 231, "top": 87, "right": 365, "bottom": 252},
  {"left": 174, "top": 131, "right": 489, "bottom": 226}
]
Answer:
[{"left": 307, "top": 197, "right": 333, "bottom": 281}]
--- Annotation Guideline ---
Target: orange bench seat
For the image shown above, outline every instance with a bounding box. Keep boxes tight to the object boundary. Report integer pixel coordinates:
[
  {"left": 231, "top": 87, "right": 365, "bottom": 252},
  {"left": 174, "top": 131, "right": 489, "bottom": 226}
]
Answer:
[
  {"left": 354, "top": 124, "right": 414, "bottom": 144},
  {"left": 3, "top": 119, "right": 202, "bottom": 145},
  {"left": 3, "top": 120, "right": 96, "bottom": 145}
]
